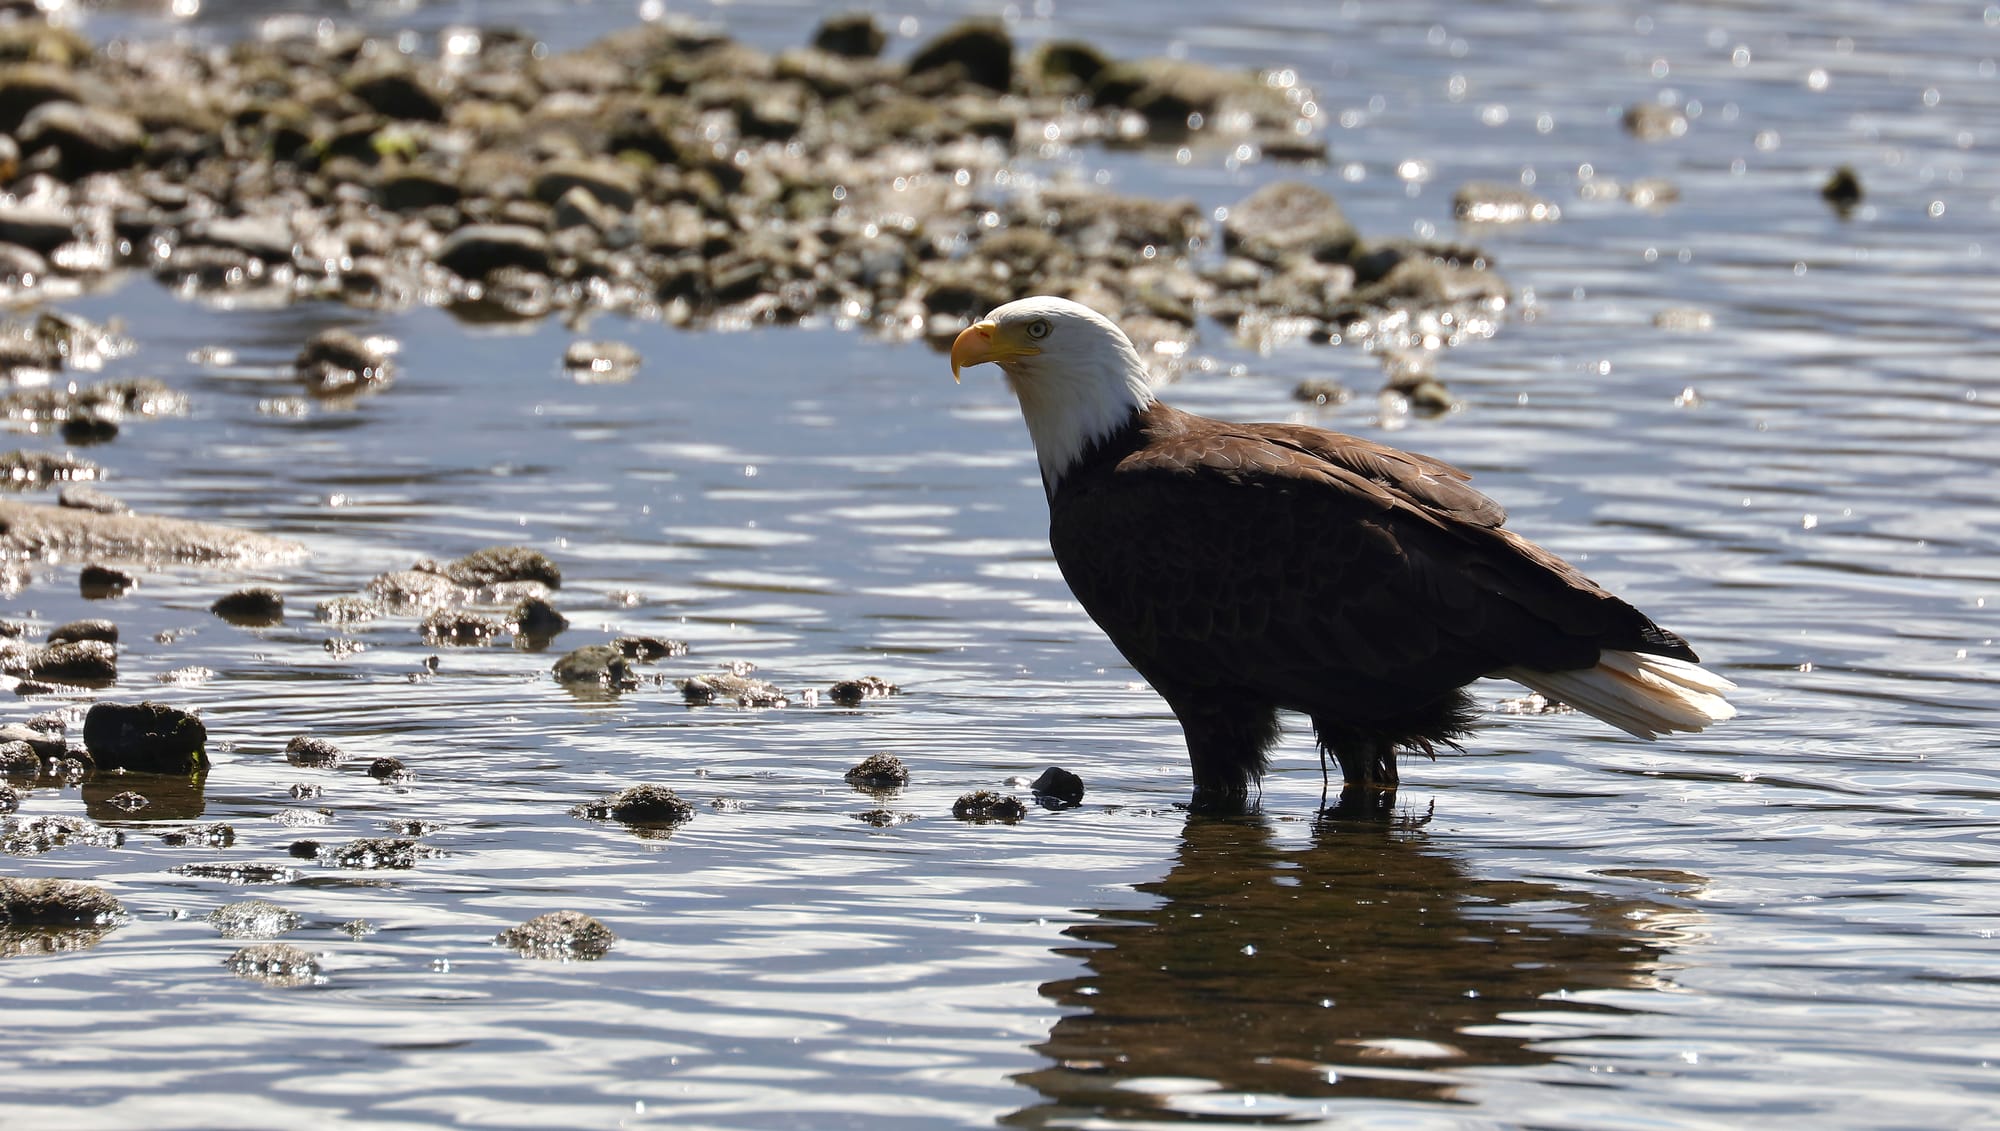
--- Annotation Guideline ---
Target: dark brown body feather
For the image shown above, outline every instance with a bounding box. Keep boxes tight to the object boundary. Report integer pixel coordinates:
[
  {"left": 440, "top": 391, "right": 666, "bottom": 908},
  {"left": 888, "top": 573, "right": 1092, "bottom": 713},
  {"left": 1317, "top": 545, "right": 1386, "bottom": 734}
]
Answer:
[{"left": 1047, "top": 402, "right": 1696, "bottom": 805}]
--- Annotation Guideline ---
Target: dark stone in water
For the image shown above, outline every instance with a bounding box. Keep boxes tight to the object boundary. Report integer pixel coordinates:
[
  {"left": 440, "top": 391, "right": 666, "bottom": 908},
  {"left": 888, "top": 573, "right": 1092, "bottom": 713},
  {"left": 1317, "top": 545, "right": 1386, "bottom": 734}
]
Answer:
[
  {"left": 562, "top": 339, "right": 642, "bottom": 383},
  {"left": 3, "top": 639, "right": 116, "bottom": 686},
  {"left": 853, "top": 809, "right": 914, "bottom": 827},
  {"left": 295, "top": 329, "right": 394, "bottom": 398},
  {"left": 429, "top": 545, "right": 561, "bottom": 590},
  {"left": 844, "top": 753, "right": 909, "bottom": 790},
  {"left": 420, "top": 610, "right": 502, "bottom": 646},
  {"left": 348, "top": 64, "right": 446, "bottom": 122},
  {"left": 1030, "top": 766, "right": 1086, "bottom": 807},
  {"left": 952, "top": 790, "right": 1026, "bottom": 823},
  {"left": 285, "top": 735, "right": 346, "bottom": 769},
  {"left": 436, "top": 224, "right": 553, "bottom": 279},
  {"left": 3, "top": 814, "right": 121, "bottom": 856},
  {"left": 0, "top": 783, "right": 16, "bottom": 813},
  {"left": 78, "top": 563, "right": 134, "bottom": 599},
  {"left": 0, "top": 740, "right": 38, "bottom": 781},
  {"left": 1293, "top": 379, "right": 1351, "bottom": 407},
  {"left": 287, "top": 839, "right": 322, "bottom": 859},
  {"left": 367, "top": 757, "right": 409, "bottom": 781},
  {"left": 211, "top": 587, "right": 284, "bottom": 627},
  {"left": 1822, "top": 165, "right": 1863, "bottom": 214},
  {"left": 0, "top": 876, "right": 122, "bottom": 925},
  {"left": 83, "top": 701, "right": 206, "bottom": 774},
  {"left": 552, "top": 644, "right": 634, "bottom": 689},
  {"left": 17, "top": 101, "right": 143, "bottom": 176},
  {"left": 509, "top": 596, "right": 568, "bottom": 644},
  {"left": 813, "top": 13, "right": 886, "bottom": 58},
  {"left": 1225, "top": 181, "right": 1358, "bottom": 267},
  {"left": 205, "top": 898, "right": 299, "bottom": 939},
  {"left": 328, "top": 837, "right": 420, "bottom": 869},
  {"left": 613, "top": 635, "right": 686, "bottom": 662},
  {"left": 315, "top": 596, "right": 380, "bottom": 625},
  {"left": 1622, "top": 101, "right": 1688, "bottom": 141},
  {"left": 679, "top": 672, "right": 787, "bottom": 707},
  {"left": 1452, "top": 182, "right": 1560, "bottom": 224},
  {"left": 907, "top": 19, "right": 1012, "bottom": 92},
  {"left": 224, "top": 942, "right": 323, "bottom": 987},
  {"left": 0, "top": 721, "right": 63, "bottom": 760},
  {"left": 103, "top": 790, "right": 148, "bottom": 813},
  {"left": 829, "top": 676, "right": 899, "bottom": 706},
  {"left": 46, "top": 618, "right": 115, "bottom": 645},
  {"left": 159, "top": 822, "right": 234, "bottom": 848},
  {"left": 495, "top": 909, "right": 615, "bottom": 961},
  {"left": 573, "top": 784, "right": 695, "bottom": 826},
  {"left": 1, "top": 449, "right": 101, "bottom": 491},
  {"left": 0, "top": 201, "right": 77, "bottom": 254}
]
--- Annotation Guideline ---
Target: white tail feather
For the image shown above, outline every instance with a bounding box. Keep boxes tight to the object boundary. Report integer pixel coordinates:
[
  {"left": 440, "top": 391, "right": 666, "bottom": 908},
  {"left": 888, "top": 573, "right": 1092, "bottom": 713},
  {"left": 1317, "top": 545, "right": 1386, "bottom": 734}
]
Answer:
[{"left": 1498, "top": 650, "right": 1737, "bottom": 740}]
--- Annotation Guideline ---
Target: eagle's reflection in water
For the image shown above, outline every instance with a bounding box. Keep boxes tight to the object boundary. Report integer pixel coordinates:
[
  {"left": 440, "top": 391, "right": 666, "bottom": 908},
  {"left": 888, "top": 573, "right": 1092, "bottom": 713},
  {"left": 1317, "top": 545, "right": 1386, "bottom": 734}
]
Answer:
[{"left": 1008, "top": 798, "right": 1689, "bottom": 1123}]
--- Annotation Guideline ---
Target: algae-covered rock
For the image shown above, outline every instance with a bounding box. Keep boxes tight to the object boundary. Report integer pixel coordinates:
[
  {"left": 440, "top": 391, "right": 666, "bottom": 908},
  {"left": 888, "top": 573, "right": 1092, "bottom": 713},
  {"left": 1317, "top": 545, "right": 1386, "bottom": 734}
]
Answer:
[
  {"left": 495, "top": 909, "right": 615, "bottom": 960},
  {"left": 572, "top": 784, "right": 695, "bottom": 826},
  {"left": 843, "top": 753, "right": 908, "bottom": 791},
  {"left": 952, "top": 790, "right": 1026, "bottom": 823},
  {"left": 225, "top": 942, "right": 324, "bottom": 987},
  {"left": 0, "top": 876, "right": 122, "bottom": 924},
  {"left": 82, "top": 701, "right": 207, "bottom": 774}
]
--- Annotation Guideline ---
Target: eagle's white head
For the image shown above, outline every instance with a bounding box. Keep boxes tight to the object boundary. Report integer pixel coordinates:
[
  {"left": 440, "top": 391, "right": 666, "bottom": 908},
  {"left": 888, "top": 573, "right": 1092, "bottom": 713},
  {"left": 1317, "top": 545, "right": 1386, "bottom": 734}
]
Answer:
[{"left": 950, "top": 296, "right": 1157, "bottom": 488}]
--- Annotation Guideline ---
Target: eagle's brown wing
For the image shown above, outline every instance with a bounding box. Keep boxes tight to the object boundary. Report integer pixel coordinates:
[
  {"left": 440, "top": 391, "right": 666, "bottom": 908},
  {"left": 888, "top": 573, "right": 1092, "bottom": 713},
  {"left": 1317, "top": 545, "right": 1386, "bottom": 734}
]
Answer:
[{"left": 1047, "top": 416, "right": 1693, "bottom": 724}]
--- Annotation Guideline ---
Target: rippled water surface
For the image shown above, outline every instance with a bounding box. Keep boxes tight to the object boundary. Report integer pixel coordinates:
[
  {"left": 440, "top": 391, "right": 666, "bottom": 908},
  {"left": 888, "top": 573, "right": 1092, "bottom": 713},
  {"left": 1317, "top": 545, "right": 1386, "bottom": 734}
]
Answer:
[{"left": 5, "top": 1, "right": 1999, "bottom": 1127}]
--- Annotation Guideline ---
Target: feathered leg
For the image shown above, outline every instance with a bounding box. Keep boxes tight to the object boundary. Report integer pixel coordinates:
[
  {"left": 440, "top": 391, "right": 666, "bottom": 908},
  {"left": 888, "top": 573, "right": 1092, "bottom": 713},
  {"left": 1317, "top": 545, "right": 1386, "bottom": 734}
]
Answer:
[{"left": 1162, "top": 693, "right": 1279, "bottom": 812}]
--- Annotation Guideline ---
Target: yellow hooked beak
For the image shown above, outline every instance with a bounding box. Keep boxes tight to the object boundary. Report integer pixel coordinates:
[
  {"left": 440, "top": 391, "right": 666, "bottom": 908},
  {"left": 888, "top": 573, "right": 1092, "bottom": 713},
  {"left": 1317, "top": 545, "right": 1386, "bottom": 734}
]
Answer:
[{"left": 949, "top": 319, "right": 1036, "bottom": 383}]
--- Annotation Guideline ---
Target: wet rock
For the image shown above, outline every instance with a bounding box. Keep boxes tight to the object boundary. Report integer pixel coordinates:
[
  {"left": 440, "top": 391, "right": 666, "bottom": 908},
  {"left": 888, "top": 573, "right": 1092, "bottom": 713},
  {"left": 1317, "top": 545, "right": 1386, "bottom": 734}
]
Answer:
[
  {"left": 79, "top": 563, "right": 134, "bottom": 599},
  {"left": 102, "top": 790, "right": 148, "bottom": 813},
  {"left": 678, "top": 672, "right": 787, "bottom": 707},
  {"left": 0, "top": 876, "right": 122, "bottom": 925},
  {"left": 421, "top": 610, "right": 502, "bottom": 646},
  {"left": 0, "top": 201, "right": 77, "bottom": 254},
  {"left": 285, "top": 735, "right": 347, "bottom": 769},
  {"left": 316, "top": 596, "right": 380, "bottom": 625},
  {"left": 853, "top": 808, "right": 914, "bottom": 827},
  {"left": 0, "top": 500, "right": 306, "bottom": 567},
  {"left": 1090, "top": 57, "right": 1294, "bottom": 140},
  {"left": 47, "top": 618, "right": 115, "bottom": 645},
  {"left": 0, "top": 740, "right": 38, "bottom": 781},
  {"left": 1293, "top": 379, "right": 1351, "bottom": 407},
  {"left": 1452, "top": 182, "right": 1560, "bottom": 224},
  {"left": 612, "top": 635, "right": 686, "bottom": 662},
  {"left": 211, "top": 588, "right": 284, "bottom": 627},
  {"left": 437, "top": 224, "right": 553, "bottom": 279},
  {"left": 1, "top": 449, "right": 101, "bottom": 491},
  {"left": 907, "top": 20, "right": 1012, "bottom": 92},
  {"left": 328, "top": 837, "right": 420, "bottom": 869},
  {"left": 1822, "top": 165, "right": 1863, "bottom": 214},
  {"left": 1029, "top": 766, "right": 1085, "bottom": 807},
  {"left": 171, "top": 862, "right": 300, "bottom": 884},
  {"left": 1625, "top": 178, "right": 1679, "bottom": 208},
  {"left": 366, "top": 757, "right": 409, "bottom": 781},
  {"left": 495, "top": 909, "right": 615, "bottom": 961},
  {"left": 0, "top": 63, "right": 83, "bottom": 133},
  {"left": 562, "top": 339, "right": 642, "bottom": 383},
  {"left": 1623, "top": 101, "right": 1688, "bottom": 141},
  {"left": 348, "top": 63, "right": 445, "bottom": 121},
  {"left": 295, "top": 329, "right": 395, "bottom": 399},
  {"left": 1224, "top": 181, "right": 1358, "bottom": 267},
  {"left": 812, "top": 13, "right": 886, "bottom": 58},
  {"left": 17, "top": 101, "right": 144, "bottom": 176},
  {"left": 551, "top": 644, "right": 635, "bottom": 689},
  {"left": 159, "top": 821, "right": 234, "bottom": 848},
  {"left": 0, "top": 784, "right": 16, "bottom": 813},
  {"left": 952, "top": 790, "right": 1026, "bottom": 823},
  {"left": 158, "top": 665, "right": 215, "bottom": 685},
  {"left": 1339, "top": 254, "right": 1508, "bottom": 317},
  {"left": 427, "top": 545, "right": 561, "bottom": 590},
  {"left": 508, "top": 596, "right": 568, "bottom": 644},
  {"left": 287, "top": 839, "right": 321, "bottom": 859},
  {"left": 83, "top": 702, "right": 205, "bottom": 774},
  {"left": 205, "top": 898, "right": 300, "bottom": 939},
  {"left": 224, "top": 942, "right": 324, "bottom": 987},
  {"left": 3, "top": 815, "right": 121, "bottom": 857},
  {"left": 59, "top": 485, "right": 128, "bottom": 514},
  {"left": 532, "top": 158, "right": 641, "bottom": 212},
  {"left": 844, "top": 753, "right": 909, "bottom": 790},
  {"left": 376, "top": 168, "right": 461, "bottom": 212},
  {"left": 0, "top": 722, "right": 63, "bottom": 761},
  {"left": 2, "top": 638, "right": 116, "bottom": 685},
  {"left": 573, "top": 783, "right": 696, "bottom": 826},
  {"left": 828, "top": 675, "right": 899, "bottom": 706},
  {"left": 368, "top": 568, "right": 464, "bottom": 611}
]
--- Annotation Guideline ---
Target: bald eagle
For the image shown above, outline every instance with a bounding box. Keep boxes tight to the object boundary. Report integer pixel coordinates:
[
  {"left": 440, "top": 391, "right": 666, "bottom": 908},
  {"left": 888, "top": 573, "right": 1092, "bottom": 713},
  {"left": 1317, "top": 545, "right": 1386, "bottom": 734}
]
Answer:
[{"left": 951, "top": 296, "right": 1735, "bottom": 807}]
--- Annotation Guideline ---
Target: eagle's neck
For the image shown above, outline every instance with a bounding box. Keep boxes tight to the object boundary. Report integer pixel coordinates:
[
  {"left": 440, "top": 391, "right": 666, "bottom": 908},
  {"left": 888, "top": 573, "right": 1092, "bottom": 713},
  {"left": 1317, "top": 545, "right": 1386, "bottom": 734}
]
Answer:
[{"left": 1007, "top": 354, "right": 1156, "bottom": 493}]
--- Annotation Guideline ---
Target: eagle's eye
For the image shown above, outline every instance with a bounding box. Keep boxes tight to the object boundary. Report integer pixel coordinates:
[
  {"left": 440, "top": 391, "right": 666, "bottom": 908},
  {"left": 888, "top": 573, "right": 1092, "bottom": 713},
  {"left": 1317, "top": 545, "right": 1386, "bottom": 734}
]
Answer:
[{"left": 1025, "top": 318, "right": 1051, "bottom": 340}]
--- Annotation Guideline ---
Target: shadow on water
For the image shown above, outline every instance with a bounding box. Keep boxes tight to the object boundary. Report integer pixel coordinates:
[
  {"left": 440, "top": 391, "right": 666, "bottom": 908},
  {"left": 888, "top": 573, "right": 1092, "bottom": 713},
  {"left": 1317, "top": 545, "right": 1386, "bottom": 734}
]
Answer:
[{"left": 1008, "top": 803, "right": 1682, "bottom": 1123}]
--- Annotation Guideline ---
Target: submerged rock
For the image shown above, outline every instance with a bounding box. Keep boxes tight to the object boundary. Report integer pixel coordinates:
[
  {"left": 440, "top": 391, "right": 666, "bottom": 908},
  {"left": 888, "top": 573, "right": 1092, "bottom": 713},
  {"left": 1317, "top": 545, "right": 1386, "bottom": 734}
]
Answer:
[
  {"left": 83, "top": 701, "right": 207, "bottom": 774},
  {"left": 170, "top": 862, "right": 300, "bottom": 884},
  {"left": 284, "top": 735, "right": 347, "bottom": 769},
  {"left": 1822, "top": 165, "right": 1863, "bottom": 214},
  {"left": 315, "top": 596, "right": 380, "bottom": 625},
  {"left": 679, "top": 672, "right": 787, "bottom": 707},
  {"left": 952, "top": 790, "right": 1026, "bottom": 823},
  {"left": 366, "top": 757, "right": 409, "bottom": 781},
  {"left": 3, "top": 814, "right": 122, "bottom": 856},
  {"left": 158, "top": 822, "right": 235, "bottom": 848},
  {"left": 211, "top": 588, "right": 284, "bottom": 627},
  {"left": 612, "top": 635, "right": 686, "bottom": 662},
  {"left": 1029, "top": 766, "right": 1086, "bottom": 807},
  {"left": 205, "top": 898, "right": 301, "bottom": 939},
  {"left": 295, "top": 329, "right": 395, "bottom": 399},
  {"left": 572, "top": 784, "right": 695, "bottom": 827},
  {"left": 0, "top": 449, "right": 101, "bottom": 491},
  {"left": 46, "top": 618, "right": 115, "bottom": 645},
  {"left": 551, "top": 644, "right": 635, "bottom": 689},
  {"left": 509, "top": 596, "right": 568, "bottom": 645},
  {"left": 0, "top": 500, "right": 305, "bottom": 566},
  {"left": 327, "top": 837, "right": 421, "bottom": 869},
  {"left": 224, "top": 942, "right": 324, "bottom": 987},
  {"left": 828, "top": 676, "right": 899, "bottom": 706},
  {"left": 0, "top": 876, "right": 122, "bottom": 924},
  {"left": 59, "top": 485, "right": 129, "bottom": 514},
  {"left": 0, "top": 740, "right": 38, "bottom": 781},
  {"left": 495, "top": 909, "right": 615, "bottom": 960},
  {"left": 1452, "top": 182, "right": 1560, "bottom": 224},
  {"left": 78, "top": 564, "right": 134, "bottom": 599},
  {"left": 1, "top": 638, "right": 116, "bottom": 685},
  {"left": 420, "top": 610, "right": 503, "bottom": 646},
  {"left": 844, "top": 753, "right": 909, "bottom": 790},
  {"left": 562, "top": 339, "right": 641, "bottom": 383},
  {"left": 1623, "top": 101, "right": 1688, "bottom": 140},
  {"left": 428, "top": 545, "right": 562, "bottom": 590}
]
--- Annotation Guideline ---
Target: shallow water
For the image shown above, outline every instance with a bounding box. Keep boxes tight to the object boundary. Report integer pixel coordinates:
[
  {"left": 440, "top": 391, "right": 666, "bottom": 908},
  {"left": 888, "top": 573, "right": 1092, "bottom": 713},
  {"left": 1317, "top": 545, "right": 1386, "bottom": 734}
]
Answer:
[{"left": 3, "top": 1, "right": 1999, "bottom": 1127}]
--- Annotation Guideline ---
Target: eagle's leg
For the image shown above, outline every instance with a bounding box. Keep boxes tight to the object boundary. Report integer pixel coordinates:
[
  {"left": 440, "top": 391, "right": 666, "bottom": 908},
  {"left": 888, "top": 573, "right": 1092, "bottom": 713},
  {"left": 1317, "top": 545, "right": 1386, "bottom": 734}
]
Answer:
[
  {"left": 1312, "top": 723, "right": 1400, "bottom": 790},
  {"left": 1163, "top": 693, "right": 1279, "bottom": 811}
]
